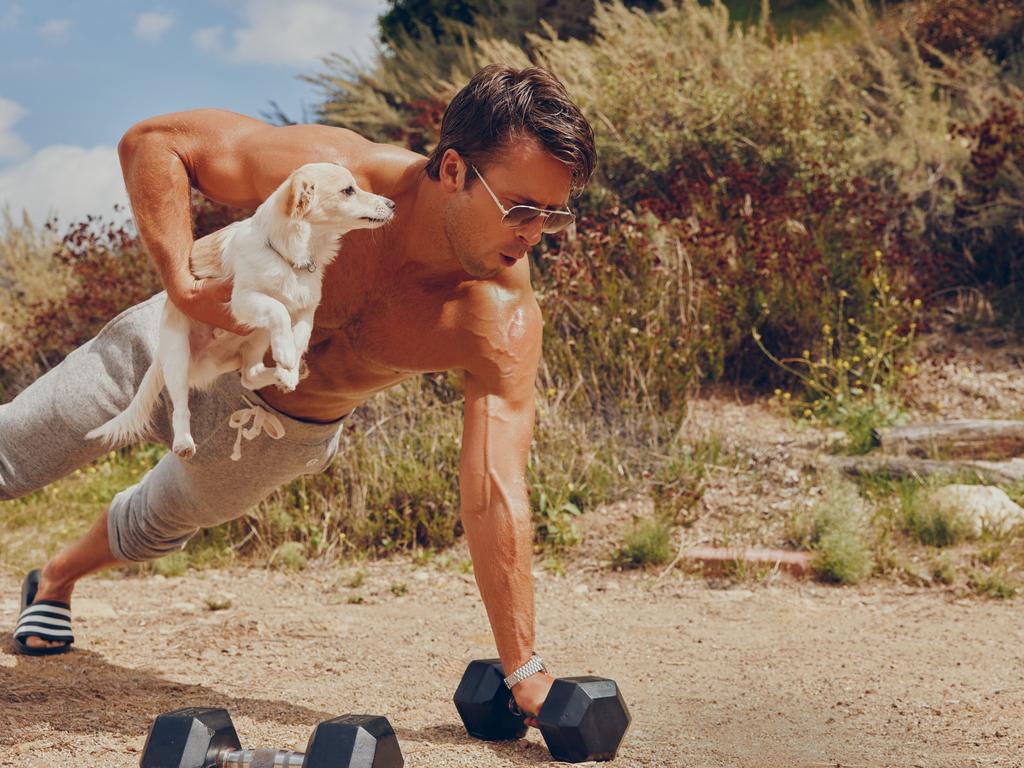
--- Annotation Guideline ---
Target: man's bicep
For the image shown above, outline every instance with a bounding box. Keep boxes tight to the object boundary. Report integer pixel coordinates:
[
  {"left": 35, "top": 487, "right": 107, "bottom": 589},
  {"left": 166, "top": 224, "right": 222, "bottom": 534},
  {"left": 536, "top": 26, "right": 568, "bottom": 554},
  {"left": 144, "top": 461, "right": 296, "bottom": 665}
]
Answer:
[{"left": 120, "top": 109, "right": 270, "bottom": 208}]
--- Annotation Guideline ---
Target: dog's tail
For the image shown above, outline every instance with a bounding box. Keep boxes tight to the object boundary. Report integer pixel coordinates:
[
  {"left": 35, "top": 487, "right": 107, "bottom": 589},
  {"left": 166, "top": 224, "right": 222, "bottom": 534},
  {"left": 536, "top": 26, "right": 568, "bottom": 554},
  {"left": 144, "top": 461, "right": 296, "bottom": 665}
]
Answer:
[{"left": 85, "top": 363, "right": 165, "bottom": 447}]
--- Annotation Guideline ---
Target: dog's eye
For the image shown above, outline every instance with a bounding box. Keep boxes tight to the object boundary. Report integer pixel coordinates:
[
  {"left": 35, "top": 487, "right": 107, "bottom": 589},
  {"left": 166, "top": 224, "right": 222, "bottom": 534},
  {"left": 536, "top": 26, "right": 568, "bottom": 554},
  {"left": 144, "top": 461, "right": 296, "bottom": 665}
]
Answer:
[{"left": 342, "top": 186, "right": 355, "bottom": 196}]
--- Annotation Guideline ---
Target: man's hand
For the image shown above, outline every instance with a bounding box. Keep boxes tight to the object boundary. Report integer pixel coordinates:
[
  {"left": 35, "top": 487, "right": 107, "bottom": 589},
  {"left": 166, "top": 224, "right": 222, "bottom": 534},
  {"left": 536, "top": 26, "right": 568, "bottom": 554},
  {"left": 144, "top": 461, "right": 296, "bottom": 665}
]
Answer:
[
  {"left": 512, "top": 672, "right": 554, "bottom": 728},
  {"left": 169, "top": 276, "right": 252, "bottom": 336}
]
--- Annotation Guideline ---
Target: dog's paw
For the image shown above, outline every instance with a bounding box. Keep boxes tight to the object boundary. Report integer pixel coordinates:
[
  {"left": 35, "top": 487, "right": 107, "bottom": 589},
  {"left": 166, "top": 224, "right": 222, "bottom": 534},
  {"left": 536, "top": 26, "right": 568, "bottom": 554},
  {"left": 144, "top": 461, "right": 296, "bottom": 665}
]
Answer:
[
  {"left": 173, "top": 435, "right": 197, "bottom": 459},
  {"left": 241, "top": 363, "right": 275, "bottom": 390},
  {"left": 274, "top": 366, "right": 301, "bottom": 392}
]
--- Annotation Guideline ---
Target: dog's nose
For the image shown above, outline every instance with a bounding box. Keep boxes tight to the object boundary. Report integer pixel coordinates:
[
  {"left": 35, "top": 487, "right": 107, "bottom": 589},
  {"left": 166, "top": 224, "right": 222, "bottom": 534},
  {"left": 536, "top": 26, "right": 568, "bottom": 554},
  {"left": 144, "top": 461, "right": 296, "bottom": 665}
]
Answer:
[{"left": 384, "top": 198, "right": 395, "bottom": 210}]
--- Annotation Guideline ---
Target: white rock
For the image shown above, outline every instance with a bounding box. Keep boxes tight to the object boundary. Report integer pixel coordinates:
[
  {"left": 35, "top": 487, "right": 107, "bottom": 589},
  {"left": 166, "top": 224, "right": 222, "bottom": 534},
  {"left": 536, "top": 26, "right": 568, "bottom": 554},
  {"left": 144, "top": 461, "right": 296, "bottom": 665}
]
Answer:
[{"left": 924, "top": 484, "right": 1024, "bottom": 537}]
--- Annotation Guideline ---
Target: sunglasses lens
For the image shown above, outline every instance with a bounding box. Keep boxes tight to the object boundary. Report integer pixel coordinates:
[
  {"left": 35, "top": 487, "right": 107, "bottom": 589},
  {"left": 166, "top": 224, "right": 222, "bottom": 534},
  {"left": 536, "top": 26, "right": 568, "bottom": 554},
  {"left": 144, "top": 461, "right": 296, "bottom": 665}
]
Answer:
[
  {"left": 504, "top": 206, "right": 543, "bottom": 229},
  {"left": 541, "top": 212, "right": 575, "bottom": 234},
  {"left": 504, "top": 206, "right": 575, "bottom": 234}
]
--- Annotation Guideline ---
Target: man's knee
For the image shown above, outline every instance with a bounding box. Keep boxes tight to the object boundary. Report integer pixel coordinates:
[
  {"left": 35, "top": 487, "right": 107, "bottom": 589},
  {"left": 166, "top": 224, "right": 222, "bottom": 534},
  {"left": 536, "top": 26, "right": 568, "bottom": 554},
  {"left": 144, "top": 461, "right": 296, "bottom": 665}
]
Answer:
[
  {"left": 0, "top": 463, "right": 46, "bottom": 502},
  {"left": 106, "top": 483, "right": 199, "bottom": 562}
]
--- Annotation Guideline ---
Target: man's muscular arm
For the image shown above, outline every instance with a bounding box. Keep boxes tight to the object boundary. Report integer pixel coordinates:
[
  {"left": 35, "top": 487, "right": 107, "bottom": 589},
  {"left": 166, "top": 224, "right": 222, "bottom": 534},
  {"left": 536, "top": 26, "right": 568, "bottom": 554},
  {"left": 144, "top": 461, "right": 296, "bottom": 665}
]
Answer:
[
  {"left": 116, "top": 108, "right": 373, "bottom": 331},
  {"left": 458, "top": 291, "right": 553, "bottom": 721}
]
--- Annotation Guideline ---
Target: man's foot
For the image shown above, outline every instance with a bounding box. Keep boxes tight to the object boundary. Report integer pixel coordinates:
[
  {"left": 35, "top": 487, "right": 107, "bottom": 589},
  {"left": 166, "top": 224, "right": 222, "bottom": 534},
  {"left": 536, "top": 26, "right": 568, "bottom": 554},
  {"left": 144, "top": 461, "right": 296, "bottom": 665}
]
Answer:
[{"left": 12, "top": 569, "right": 75, "bottom": 654}]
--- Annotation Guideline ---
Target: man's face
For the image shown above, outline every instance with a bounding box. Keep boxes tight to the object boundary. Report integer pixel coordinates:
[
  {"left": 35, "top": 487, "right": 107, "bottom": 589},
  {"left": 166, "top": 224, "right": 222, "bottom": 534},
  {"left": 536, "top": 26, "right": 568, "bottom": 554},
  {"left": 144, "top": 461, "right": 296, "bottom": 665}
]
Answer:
[{"left": 442, "top": 137, "right": 573, "bottom": 279}]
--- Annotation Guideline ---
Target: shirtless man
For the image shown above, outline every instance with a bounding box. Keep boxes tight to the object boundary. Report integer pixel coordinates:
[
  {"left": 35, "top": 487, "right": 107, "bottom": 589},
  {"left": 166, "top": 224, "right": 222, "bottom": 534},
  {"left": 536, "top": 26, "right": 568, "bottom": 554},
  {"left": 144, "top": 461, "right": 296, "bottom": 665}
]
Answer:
[{"left": 2, "top": 64, "right": 596, "bottom": 722}]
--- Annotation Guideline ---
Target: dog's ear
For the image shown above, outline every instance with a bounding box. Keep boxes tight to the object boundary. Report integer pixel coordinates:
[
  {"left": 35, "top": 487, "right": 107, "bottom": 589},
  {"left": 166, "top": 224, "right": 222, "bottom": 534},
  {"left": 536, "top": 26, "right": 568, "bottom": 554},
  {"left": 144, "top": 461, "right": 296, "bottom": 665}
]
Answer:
[{"left": 283, "top": 171, "right": 316, "bottom": 218}]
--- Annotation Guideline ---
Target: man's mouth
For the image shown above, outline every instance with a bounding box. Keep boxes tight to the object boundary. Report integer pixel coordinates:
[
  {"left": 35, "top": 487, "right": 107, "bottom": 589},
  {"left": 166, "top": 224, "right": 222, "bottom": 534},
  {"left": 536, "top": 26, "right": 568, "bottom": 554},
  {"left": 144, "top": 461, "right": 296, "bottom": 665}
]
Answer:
[{"left": 501, "top": 253, "right": 521, "bottom": 267}]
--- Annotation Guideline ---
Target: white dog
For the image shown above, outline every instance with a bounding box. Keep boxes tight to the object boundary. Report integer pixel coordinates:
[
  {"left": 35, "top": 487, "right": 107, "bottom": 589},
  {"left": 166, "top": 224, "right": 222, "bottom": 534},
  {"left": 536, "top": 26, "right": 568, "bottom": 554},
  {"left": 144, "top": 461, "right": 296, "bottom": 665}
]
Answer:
[{"left": 86, "top": 162, "right": 394, "bottom": 458}]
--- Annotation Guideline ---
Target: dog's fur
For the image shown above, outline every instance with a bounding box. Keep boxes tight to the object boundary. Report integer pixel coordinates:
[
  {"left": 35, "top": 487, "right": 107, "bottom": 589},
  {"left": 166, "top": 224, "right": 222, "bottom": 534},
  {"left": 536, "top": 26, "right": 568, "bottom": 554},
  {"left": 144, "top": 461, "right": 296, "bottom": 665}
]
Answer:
[{"left": 86, "top": 162, "right": 394, "bottom": 458}]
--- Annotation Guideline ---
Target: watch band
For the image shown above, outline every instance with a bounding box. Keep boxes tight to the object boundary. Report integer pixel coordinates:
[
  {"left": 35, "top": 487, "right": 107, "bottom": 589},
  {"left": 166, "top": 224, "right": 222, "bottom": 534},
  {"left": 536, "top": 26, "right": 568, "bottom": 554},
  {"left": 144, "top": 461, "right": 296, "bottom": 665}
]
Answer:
[{"left": 503, "top": 655, "right": 546, "bottom": 689}]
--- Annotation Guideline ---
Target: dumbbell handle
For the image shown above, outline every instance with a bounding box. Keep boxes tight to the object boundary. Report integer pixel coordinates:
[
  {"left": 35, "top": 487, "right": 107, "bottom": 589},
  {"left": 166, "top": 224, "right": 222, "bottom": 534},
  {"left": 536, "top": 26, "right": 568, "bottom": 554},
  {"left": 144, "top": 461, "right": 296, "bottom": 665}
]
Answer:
[{"left": 216, "top": 747, "right": 305, "bottom": 768}]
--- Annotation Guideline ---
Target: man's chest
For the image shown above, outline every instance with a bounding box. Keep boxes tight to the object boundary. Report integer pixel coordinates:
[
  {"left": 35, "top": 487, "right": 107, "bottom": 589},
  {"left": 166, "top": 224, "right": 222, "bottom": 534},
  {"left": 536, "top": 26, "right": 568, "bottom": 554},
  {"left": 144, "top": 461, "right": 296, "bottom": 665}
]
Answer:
[{"left": 309, "top": 269, "right": 471, "bottom": 384}]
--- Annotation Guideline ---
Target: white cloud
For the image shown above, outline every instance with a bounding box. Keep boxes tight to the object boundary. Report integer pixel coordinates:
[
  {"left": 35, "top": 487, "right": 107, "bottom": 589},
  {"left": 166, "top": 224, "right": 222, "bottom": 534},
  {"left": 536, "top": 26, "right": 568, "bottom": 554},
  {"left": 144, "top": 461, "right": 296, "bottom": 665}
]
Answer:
[
  {"left": 214, "top": 0, "right": 385, "bottom": 68},
  {"left": 192, "top": 25, "right": 224, "bottom": 54},
  {"left": 0, "top": 145, "right": 130, "bottom": 227},
  {"left": 0, "top": 97, "right": 29, "bottom": 162},
  {"left": 135, "top": 12, "right": 174, "bottom": 42},
  {"left": 0, "top": 3, "right": 22, "bottom": 30},
  {"left": 38, "top": 18, "right": 72, "bottom": 42}
]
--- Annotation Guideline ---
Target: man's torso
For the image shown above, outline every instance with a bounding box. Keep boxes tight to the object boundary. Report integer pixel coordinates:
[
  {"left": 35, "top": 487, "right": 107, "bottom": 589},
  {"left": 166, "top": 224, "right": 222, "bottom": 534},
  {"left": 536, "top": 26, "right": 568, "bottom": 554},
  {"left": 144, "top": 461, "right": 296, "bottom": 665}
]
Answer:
[{"left": 251, "top": 139, "right": 536, "bottom": 422}]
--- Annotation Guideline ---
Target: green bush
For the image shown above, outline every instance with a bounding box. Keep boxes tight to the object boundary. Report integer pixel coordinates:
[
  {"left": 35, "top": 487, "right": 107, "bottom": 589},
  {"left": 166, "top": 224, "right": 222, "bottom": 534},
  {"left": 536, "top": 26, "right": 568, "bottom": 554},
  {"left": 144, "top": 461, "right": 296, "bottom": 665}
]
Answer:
[
  {"left": 613, "top": 514, "right": 673, "bottom": 568},
  {"left": 791, "top": 473, "right": 875, "bottom": 583},
  {"left": 909, "top": 501, "right": 970, "bottom": 548},
  {"left": 270, "top": 541, "right": 309, "bottom": 571},
  {"left": 967, "top": 569, "right": 1018, "bottom": 599}
]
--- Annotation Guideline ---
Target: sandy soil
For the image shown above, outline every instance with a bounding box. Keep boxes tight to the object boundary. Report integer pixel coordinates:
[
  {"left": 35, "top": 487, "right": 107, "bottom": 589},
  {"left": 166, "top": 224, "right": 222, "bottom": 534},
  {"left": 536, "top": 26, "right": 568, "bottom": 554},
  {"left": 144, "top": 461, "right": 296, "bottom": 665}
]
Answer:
[
  {"left": 2, "top": 562, "right": 1021, "bottom": 768},
  {"left": 4, "top": 322, "right": 1024, "bottom": 767}
]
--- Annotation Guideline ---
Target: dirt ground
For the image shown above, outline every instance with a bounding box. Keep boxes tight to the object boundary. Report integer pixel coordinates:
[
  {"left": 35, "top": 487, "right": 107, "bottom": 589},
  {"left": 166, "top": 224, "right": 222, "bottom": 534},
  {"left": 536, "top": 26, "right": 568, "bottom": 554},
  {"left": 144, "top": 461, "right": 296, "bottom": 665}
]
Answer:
[
  {"left": 4, "top": 323, "right": 1024, "bottom": 767},
  {"left": 2, "top": 561, "right": 1021, "bottom": 768}
]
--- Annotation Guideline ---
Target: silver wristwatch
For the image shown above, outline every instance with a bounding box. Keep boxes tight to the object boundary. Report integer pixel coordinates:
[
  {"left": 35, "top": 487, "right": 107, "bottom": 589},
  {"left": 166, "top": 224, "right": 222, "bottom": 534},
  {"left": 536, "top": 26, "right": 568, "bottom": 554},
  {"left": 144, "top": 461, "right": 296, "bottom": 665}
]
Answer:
[{"left": 503, "top": 655, "right": 546, "bottom": 689}]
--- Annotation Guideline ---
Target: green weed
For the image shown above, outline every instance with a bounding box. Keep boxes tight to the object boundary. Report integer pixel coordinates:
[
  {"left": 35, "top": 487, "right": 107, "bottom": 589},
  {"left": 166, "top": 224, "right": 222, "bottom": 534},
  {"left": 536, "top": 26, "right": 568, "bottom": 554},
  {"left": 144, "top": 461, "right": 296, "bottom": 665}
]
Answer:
[
  {"left": 270, "top": 541, "right": 308, "bottom": 571},
  {"left": 902, "top": 489, "right": 974, "bottom": 548},
  {"left": 967, "top": 569, "right": 1019, "bottom": 599},
  {"left": 931, "top": 554, "right": 957, "bottom": 586},
  {"left": 791, "top": 472, "right": 874, "bottom": 584},
  {"left": 612, "top": 514, "right": 673, "bottom": 569}
]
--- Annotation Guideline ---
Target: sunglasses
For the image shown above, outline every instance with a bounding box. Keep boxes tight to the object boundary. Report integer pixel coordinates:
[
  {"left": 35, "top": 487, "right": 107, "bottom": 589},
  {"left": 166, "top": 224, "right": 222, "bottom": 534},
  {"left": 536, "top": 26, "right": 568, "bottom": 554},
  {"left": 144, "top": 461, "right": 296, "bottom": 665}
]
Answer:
[{"left": 470, "top": 163, "right": 575, "bottom": 234}]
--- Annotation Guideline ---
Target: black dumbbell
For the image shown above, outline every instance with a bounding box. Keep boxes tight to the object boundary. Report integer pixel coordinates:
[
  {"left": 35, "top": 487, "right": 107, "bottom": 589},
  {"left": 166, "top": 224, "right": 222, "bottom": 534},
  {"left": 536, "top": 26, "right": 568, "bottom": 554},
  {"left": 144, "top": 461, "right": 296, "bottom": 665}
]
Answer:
[
  {"left": 139, "top": 707, "right": 404, "bottom": 768},
  {"left": 453, "top": 658, "right": 631, "bottom": 763}
]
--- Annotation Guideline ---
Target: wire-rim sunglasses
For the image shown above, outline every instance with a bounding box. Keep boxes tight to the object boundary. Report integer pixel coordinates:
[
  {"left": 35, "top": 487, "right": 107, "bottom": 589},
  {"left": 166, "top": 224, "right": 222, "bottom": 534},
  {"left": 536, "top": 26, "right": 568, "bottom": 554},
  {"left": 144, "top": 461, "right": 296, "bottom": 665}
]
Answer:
[{"left": 470, "top": 163, "right": 575, "bottom": 235}]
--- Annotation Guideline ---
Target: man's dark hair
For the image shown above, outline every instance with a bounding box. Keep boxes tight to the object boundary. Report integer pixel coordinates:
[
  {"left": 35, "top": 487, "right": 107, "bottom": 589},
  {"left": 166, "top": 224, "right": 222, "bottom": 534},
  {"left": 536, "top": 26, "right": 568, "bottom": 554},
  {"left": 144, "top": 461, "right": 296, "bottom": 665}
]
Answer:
[{"left": 424, "top": 64, "right": 597, "bottom": 197}]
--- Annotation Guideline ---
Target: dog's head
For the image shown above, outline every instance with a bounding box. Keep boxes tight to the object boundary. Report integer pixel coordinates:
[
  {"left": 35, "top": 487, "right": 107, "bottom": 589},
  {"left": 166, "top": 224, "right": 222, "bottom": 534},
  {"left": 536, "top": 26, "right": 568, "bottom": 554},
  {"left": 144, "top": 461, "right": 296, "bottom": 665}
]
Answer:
[{"left": 281, "top": 162, "right": 395, "bottom": 231}]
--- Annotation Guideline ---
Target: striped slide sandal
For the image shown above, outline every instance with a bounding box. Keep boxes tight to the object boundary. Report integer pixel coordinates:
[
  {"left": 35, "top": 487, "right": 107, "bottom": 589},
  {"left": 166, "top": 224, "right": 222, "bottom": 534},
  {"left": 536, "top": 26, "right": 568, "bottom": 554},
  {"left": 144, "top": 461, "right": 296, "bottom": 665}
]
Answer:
[{"left": 12, "top": 570, "right": 74, "bottom": 656}]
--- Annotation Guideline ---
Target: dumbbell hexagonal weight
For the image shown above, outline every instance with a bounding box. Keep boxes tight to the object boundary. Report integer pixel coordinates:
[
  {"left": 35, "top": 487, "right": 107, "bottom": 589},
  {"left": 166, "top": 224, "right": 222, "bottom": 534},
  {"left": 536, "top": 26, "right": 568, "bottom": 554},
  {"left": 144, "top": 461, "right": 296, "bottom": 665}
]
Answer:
[
  {"left": 453, "top": 659, "right": 632, "bottom": 763},
  {"left": 140, "top": 707, "right": 404, "bottom": 768}
]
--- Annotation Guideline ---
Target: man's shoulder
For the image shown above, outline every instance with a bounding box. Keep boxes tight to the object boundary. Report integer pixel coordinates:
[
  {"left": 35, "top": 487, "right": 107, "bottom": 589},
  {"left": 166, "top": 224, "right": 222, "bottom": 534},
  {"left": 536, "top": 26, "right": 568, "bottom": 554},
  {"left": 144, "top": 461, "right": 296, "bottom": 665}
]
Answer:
[
  {"left": 456, "top": 274, "right": 543, "bottom": 391},
  {"left": 328, "top": 130, "right": 422, "bottom": 190},
  {"left": 248, "top": 123, "right": 424, "bottom": 197}
]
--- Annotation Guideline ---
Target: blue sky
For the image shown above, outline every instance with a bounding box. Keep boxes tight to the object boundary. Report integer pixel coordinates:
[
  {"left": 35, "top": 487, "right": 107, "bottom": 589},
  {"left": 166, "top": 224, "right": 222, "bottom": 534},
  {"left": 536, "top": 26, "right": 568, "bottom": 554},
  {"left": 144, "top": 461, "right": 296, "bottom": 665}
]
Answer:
[{"left": 0, "top": 0, "right": 388, "bottom": 227}]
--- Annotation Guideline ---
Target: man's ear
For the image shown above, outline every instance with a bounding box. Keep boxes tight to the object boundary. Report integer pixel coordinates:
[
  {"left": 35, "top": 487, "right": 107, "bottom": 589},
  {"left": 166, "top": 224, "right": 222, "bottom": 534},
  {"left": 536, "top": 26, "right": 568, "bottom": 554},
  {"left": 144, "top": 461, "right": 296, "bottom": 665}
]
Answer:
[
  {"left": 439, "top": 148, "right": 466, "bottom": 193},
  {"left": 282, "top": 170, "right": 316, "bottom": 218}
]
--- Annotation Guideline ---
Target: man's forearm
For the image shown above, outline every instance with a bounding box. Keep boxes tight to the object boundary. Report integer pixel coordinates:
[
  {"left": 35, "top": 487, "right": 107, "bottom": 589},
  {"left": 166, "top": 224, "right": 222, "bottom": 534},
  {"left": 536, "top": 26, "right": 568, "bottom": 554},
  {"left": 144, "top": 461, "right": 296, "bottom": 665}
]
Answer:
[
  {"left": 460, "top": 494, "right": 537, "bottom": 676},
  {"left": 118, "top": 123, "right": 195, "bottom": 298}
]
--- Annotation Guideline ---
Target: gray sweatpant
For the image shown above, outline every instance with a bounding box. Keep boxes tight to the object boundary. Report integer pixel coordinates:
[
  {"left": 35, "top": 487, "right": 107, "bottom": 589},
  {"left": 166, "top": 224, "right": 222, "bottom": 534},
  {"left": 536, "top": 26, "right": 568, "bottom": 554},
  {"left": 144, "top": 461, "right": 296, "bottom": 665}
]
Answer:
[{"left": 0, "top": 291, "right": 344, "bottom": 561}]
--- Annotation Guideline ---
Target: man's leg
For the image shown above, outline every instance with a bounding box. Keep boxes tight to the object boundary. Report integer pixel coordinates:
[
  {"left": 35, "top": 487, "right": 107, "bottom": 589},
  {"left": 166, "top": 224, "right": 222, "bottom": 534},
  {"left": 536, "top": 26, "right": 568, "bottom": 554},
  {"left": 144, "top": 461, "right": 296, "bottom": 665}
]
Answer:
[
  {"left": 0, "top": 291, "right": 169, "bottom": 500},
  {"left": 26, "top": 508, "right": 118, "bottom": 649},
  {"left": 24, "top": 371, "right": 343, "bottom": 651},
  {"left": 1, "top": 292, "right": 170, "bottom": 649}
]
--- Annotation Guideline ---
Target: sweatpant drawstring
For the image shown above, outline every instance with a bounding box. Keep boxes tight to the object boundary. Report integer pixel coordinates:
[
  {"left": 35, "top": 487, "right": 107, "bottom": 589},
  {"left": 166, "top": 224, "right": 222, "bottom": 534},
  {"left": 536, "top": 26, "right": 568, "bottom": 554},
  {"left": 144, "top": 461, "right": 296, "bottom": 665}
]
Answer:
[{"left": 228, "top": 396, "right": 285, "bottom": 461}]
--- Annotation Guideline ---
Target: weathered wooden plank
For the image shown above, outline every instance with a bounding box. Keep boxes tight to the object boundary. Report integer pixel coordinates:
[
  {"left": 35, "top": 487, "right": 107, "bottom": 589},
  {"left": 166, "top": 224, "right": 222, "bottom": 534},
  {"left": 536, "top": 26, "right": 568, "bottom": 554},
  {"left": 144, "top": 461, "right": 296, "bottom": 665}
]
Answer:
[{"left": 873, "top": 419, "right": 1024, "bottom": 460}]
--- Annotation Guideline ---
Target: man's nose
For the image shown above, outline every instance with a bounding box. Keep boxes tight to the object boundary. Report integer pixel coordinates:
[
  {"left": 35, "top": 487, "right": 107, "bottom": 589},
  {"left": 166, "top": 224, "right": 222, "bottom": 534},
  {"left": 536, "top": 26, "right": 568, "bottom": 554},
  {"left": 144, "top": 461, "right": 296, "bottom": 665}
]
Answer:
[{"left": 516, "top": 219, "right": 544, "bottom": 247}]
